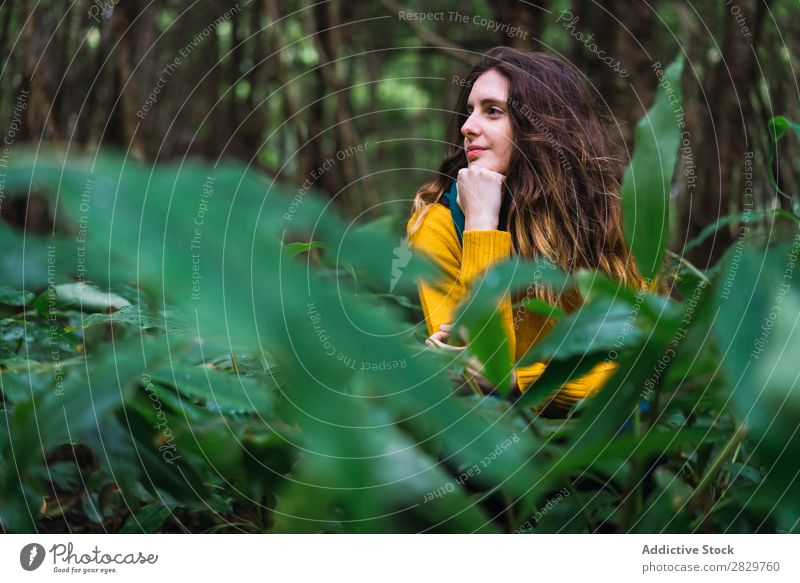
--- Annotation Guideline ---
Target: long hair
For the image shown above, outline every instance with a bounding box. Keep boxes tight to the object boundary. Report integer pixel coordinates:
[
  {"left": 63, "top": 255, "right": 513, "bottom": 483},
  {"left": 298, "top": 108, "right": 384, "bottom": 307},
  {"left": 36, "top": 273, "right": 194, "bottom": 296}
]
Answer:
[{"left": 408, "top": 47, "right": 645, "bottom": 308}]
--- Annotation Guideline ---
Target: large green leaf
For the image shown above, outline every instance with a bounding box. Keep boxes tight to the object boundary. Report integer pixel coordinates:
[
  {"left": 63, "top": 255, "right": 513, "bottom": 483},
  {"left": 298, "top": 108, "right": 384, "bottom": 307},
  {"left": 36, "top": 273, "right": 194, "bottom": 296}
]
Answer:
[
  {"left": 148, "top": 365, "right": 276, "bottom": 416},
  {"left": 519, "top": 298, "right": 644, "bottom": 365},
  {"left": 713, "top": 235, "right": 800, "bottom": 530},
  {"left": 621, "top": 56, "right": 684, "bottom": 280}
]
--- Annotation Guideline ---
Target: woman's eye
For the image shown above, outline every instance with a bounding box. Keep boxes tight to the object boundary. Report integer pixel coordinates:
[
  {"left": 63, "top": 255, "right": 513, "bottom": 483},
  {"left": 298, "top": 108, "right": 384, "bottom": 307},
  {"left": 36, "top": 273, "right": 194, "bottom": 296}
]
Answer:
[{"left": 464, "top": 106, "right": 503, "bottom": 117}]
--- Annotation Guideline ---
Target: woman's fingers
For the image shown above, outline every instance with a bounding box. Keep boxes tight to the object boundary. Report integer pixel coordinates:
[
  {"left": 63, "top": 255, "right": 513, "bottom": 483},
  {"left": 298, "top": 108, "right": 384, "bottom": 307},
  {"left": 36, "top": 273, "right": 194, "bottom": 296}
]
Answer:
[
  {"left": 439, "top": 323, "right": 470, "bottom": 344},
  {"left": 426, "top": 329, "right": 449, "bottom": 345},
  {"left": 466, "top": 354, "right": 484, "bottom": 374},
  {"left": 426, "top": 330, "right": 464, "bottom": 351},
  {"left": 424, "top": 324, "right": 468, "bottom": 352},
  {"left": 428, "top": 337, "right": 463, "bottom": 351},
  {"left": 464, "top": 357, "right": 517, "bottom": 391}
]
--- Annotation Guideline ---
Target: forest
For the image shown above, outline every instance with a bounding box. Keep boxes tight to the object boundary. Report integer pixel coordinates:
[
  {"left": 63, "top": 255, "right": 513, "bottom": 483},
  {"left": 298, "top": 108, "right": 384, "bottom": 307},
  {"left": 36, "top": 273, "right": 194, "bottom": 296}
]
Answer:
[{"left": 0, "top": 0, "right": 799, "bottom": 534}]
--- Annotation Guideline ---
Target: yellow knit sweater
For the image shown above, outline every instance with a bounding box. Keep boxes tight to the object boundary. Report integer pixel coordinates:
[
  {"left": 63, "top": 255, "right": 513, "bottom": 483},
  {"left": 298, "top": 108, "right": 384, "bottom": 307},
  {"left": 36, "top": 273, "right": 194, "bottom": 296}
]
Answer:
[{"left": 407, "top": 203, "right": 618, "bottom": 415}]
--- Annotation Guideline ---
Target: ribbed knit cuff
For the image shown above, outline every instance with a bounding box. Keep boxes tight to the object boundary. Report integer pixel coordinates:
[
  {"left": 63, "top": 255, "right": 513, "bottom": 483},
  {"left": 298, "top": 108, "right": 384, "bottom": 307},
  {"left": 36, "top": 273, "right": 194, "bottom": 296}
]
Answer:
[
  {"left": 515, "top": 361, "right": 547, "bottom": 392},
  {"left": 532, "top": 360, "right": 620, "bottom": 416},
  {"left": 457, "top": 230, "right": 511, "bottom": 286}
]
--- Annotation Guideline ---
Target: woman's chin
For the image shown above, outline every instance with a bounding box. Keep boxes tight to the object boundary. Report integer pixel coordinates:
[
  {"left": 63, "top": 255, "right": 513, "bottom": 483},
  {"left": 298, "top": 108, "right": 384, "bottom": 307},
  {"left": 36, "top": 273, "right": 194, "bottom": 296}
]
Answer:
[
  {"left": 467, "top": 157, "right": 491, "bottom": 169},
  {"left": 468, "top": 158, "right": 504, "bottom": 173}
]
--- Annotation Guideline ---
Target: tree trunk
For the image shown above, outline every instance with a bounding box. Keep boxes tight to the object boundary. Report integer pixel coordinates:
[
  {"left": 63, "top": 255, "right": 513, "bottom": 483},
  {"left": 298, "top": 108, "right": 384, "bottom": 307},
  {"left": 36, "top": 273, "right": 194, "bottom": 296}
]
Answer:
[
  {"left": 679, "top": 0, "right": 765, "bottom": 268},
  {"left": 487, "top": 0, "right": 550, "bottom": 50}
]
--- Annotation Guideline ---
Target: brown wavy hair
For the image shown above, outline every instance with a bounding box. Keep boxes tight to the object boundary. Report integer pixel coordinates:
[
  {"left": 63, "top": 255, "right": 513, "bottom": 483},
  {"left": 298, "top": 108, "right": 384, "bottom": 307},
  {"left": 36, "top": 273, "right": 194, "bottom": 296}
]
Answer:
[{"left": 408, "top": 47, "right": 646, "bottom": 308}]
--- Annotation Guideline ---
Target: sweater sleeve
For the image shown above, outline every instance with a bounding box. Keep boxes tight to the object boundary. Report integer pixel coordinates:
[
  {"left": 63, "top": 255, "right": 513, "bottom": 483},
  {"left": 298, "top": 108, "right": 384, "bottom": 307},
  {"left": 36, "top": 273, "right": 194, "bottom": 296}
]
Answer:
[{"left": 407, "top": 206, "right": 466, "bottom": 338}]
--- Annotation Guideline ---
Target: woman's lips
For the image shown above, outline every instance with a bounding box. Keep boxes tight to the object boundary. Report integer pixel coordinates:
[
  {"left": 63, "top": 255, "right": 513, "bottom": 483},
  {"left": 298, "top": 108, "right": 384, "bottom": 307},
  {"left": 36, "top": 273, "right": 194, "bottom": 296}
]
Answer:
[{"left": 467, "top": 148, "right": 486, "bottom": 159}]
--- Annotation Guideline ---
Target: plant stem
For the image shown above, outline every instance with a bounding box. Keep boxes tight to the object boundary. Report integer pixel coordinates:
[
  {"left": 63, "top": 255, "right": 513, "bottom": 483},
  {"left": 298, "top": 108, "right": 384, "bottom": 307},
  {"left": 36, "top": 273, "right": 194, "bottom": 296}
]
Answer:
[
  {"left": 504, "top": 494, "right": 517, "bottom": 533},
  {"left": 687, "top": 423, "right": 747, "bottom": 507},
  {"left": 722, "top": 441, "right": 743, "bottom": 490},
  {"left": 688, "top": 496, "right": 736, "bottom": 531},
  {"left": 666, "top": 249, "right": 710, "bottom": 284},
  {"left": 633, "top": 405, "right": 643, "bottom": 517},
  {"left": 564, "top": 478, "right": 596, "bottom": 532},
  {"left": 465, "top": 374, "right": 483, "bottom": 397}
]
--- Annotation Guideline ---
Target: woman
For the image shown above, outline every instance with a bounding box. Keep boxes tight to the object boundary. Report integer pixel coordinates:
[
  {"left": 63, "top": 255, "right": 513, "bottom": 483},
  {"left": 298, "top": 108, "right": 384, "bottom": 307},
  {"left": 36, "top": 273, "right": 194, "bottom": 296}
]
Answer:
[{"left": 406, "top": 47, "right": 646, "bottom": 418}]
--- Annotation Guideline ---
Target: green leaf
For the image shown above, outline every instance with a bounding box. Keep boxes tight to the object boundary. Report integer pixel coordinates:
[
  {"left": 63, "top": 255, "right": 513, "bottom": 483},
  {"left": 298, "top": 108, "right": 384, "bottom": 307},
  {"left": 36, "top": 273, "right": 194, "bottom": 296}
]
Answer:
[
  {"left": 62, "top": 305, "right": 177, "bottom": 334},
  {"left": 283, "top": 240, "right": 327, "bottom": 258},
  {"left": 82, "top": 494, "right": 104, "bottom": 524},
  {"left": 632, "top": 467, "right": 694, "bottom": 532},
  {"left": 767, "top": 115, "right": 800, "bottom": 141},
  {"left": 521, "top": 297, "right": 564, "bottom": 319},
  {"left": 33, "top": 283, "right": 131, "bottom": 316},
  {"left": 0, "top": 286, "right": 35, "bottom": 307},
  {"left": 465, "top": 310, "right": 514, "bottom": 395},
  {"left": 682, "top": 208, "right": 800, "bottom": 255},
  {"left": 767, "top": 115, "right": 800, "bottom": 209},
  {"left": 517, "top": 427, "right": 709, "bottom": 522},
  {"left": 148, "top": 365, "right": 276, "bottom": 416},
  {"left": 44, "top": 461, "right": 82, "bottom": 492},
  {"left": 119, "top": 504, "right": 174, "bottom": 533},
  {"left": 621, "top": 55, "right": 684, "bottom": 280},
  {"left": 519, "top": 298, "right": 644, "bottom": 365},
  {"left": 712, "top": 235, "right": 800, "bottom": 524}
]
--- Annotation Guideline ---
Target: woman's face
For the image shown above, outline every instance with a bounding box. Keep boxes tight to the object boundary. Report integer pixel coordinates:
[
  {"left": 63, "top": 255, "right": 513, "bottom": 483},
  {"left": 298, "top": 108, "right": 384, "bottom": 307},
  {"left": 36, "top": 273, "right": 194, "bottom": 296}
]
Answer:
[{"left": 461, "top": 68, "right": 514, "bottom": 174}]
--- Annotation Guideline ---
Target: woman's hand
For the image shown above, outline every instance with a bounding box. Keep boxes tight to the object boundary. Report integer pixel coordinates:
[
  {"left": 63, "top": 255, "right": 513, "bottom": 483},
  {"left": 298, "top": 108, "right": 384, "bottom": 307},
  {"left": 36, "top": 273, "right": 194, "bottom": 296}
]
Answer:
[
  {"left": 426, "top": 324, "right": 518, "bottom": 394},
  {"left": 464, "top": 355, "right": 518, "bottom": 395},
  {"left": 456, "top": 166, "right": 506, "bottom": 231},
  {"left": 425, "top": 324, "right": 463, "bottom": 350}
]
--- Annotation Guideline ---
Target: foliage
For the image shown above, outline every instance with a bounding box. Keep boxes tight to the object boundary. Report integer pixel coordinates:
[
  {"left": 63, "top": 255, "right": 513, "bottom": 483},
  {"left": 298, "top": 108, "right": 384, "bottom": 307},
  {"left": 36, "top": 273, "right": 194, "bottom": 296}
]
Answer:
[{"left": 1, "top": 86, "right": 799, "bottom": 535}]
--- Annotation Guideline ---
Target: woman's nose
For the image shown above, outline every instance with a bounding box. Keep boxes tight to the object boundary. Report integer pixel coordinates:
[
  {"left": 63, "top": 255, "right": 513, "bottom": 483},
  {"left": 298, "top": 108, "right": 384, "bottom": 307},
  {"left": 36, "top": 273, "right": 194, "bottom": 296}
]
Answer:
[{"left": 461, "top": 112, "right": 480, "bottom": 138}]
